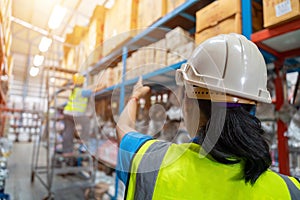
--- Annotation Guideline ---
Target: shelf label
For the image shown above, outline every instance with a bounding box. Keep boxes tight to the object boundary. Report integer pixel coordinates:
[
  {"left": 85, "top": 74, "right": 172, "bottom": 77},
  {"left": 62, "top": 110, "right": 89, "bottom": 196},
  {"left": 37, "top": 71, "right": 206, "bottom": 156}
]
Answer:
[{"left": 275, "top": 0, "right": 292, "bottom": 17}]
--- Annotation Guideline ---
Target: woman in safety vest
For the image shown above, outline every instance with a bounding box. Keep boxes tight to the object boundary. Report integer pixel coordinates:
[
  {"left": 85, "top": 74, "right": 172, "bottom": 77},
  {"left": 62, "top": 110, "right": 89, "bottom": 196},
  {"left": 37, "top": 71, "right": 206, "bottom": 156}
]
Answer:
[{"left": 116, "top": 34, "right": 300, "bottom": 199}]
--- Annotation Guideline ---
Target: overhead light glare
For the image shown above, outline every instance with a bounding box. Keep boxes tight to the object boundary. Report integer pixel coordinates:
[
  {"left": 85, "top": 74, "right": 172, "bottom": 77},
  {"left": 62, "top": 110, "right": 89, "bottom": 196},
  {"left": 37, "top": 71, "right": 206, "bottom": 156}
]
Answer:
[
  {"left": 33, "top": 55, "right": 44, "bottom": 67},
  {"left": 97, "top": 0, "right": 114, "bottom": 8},
  {"left": 39, "top": 37, "right": 52, "bottom": 52},
  {"left": 48, "top": 5, "right": 67, "bottom": 30},
  {"left": 29, "top": 66, "right": 40, "bottom": 77},
  {"left": 104, "top": 0, "right": 115, "bottom": 9}
]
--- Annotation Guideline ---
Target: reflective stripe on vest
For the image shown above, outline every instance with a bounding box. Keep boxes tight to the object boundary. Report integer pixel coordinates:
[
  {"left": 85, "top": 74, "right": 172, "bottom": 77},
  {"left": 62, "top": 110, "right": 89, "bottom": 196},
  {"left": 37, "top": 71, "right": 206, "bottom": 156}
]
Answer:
[
  {"left": 126, "top": 141, "right": 299, "bottom": 200},
  {"left": 134, "top": 141, "right": 170, "bottom": 200},
  {"left": 64, "top": 88, "right": 88, "bottom": 113},
  {"left": 277, "top": 173, "right": 300, "bottom": 200}
]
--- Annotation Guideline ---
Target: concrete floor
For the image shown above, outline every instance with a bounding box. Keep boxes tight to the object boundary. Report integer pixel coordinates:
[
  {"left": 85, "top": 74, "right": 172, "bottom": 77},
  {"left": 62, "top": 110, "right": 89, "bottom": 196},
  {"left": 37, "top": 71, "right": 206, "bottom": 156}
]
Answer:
[{"left": 5, "top": 142, "right": 91, "bottom": 200}]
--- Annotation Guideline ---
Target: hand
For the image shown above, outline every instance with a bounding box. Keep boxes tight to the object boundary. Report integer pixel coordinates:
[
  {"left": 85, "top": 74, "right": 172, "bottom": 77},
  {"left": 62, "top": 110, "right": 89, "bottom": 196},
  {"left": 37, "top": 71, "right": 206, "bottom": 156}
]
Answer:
[{"left": 132, "top": 77, "right": 150, "bottom": 99}]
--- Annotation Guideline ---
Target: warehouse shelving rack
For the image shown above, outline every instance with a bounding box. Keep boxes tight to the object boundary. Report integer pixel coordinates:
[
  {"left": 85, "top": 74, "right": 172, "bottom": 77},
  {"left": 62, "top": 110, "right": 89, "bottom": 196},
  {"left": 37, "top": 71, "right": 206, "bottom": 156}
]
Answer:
[
  {"left": 251, "top": 17, "right": 300, "bottom": 176},
  {"left": 31, "top": 66, "right": 99, "bottom": 199},
  {"left": 84, "top": 0, "right": 262, "bottom": 199}
]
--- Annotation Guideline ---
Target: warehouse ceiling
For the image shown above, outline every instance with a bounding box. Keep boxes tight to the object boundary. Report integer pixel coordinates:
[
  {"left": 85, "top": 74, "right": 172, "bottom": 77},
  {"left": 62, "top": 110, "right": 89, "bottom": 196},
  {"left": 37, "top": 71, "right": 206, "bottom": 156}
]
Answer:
[{"left": 9, "top": 0, "right": 107, "bottom": 108}]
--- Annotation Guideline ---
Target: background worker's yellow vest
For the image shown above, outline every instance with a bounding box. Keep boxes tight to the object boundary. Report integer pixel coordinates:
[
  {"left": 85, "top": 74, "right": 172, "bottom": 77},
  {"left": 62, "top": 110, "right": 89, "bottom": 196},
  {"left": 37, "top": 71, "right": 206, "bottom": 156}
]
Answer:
[
  {"left": 126, "top": 140, "right": 300, "bottom": 200},
  {"left": 64, "top": 87, "right": 88, "bottom": 115}
]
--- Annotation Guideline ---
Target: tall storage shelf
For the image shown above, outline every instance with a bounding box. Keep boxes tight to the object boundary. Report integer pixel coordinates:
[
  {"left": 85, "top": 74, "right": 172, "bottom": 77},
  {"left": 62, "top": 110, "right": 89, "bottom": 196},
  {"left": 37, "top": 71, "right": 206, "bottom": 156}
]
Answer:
[
  {"left": 251, "top": 16, "right": 300, "bottom": 176},
  {"left": 0, "top": 0, "right": 12, "bottom": 137}
]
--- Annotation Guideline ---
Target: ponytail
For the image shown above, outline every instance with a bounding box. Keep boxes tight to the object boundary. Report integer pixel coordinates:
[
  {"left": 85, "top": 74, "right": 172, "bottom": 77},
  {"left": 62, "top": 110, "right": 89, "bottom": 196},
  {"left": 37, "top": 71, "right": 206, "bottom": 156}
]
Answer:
[{"left": 197, "top": 101, "right": 272, "bottom": 184}]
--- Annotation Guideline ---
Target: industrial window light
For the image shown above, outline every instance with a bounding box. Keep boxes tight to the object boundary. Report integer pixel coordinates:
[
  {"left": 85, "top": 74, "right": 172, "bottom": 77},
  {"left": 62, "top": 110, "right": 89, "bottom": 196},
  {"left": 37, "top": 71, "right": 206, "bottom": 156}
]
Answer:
[
  {"left": 33, "top": 55, "right": 44, "bottom": 67},
  {"left": 29, "top": 66, "right": 39, "bottom": 77},
  {"left": 39, "top": 36, "right": 52, "bottom": 52},
  {"left": 48, "top": 5, "right": 67, "bottom": 30}
]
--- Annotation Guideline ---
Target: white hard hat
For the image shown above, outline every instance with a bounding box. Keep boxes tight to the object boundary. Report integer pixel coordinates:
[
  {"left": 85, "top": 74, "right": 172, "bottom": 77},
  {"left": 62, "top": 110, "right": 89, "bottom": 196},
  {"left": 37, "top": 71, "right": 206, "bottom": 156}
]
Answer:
[{"left": 176, "top": 33, "right": 271, "bottom": 104}]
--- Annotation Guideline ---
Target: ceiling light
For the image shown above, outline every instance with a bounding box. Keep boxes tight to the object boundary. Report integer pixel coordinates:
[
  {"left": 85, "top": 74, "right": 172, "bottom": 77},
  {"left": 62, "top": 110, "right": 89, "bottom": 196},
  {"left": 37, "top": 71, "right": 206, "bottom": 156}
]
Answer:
[
  {"left": 39, "top": 36, "right": 52, "bottom": 52},
  {"left": 97, "top": 0, "right": 114, "bottom": 8},
  {"left": 29, "top": 66, "right": 39, "bottom": 77},
  {"left": 48, "top": 5, "right": 67, "bottom": 30},
  {"left": 50, "top": 77, "right": 56, "bottom": 83},
  {"left": 33, "top": 55, "right": 44, "bottom": 67}
]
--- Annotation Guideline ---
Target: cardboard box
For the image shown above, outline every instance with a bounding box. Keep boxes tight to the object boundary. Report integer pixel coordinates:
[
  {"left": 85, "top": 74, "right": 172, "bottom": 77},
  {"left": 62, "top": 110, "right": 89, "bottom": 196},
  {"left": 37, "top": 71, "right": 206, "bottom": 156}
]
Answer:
[
  {"left": 104, "top": 0, "right": 137, "bottom": 41},
  {"left": 167, "top": 0, "right": 186, "bottom": 13},
  {"left": 137, "top": 0, "right": 167, "bottom": 28},
  {"left": 252, "top": 1, "right": 263, "bottom": 32},
  {"left": 196, "top": 0, "right": 241, "bottom": 33},
  {"left": 88, "top": 6, "right": 105, "bottom": 53},
  {"left": 263, "top": 0, "right": 300, "bottom": 27},
  {"left": 195, "top": 13, "right": 242, "bottom": 45}
]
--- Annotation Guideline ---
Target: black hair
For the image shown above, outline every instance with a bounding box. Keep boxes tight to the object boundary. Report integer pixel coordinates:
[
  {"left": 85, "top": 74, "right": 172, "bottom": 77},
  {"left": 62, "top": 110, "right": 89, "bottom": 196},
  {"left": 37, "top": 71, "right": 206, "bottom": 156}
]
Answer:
[{"left": 196, "top": 100, "right": 272, "bottom": 185}]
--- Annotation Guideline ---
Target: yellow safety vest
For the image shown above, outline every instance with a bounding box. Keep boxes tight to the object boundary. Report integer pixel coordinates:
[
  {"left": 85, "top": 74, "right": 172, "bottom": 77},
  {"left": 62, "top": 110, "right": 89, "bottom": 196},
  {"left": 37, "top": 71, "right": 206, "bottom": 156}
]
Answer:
[
  {"left": 64, "top": 87, "right": 88, "bottom": 115},
  {"left": 126, "top": 140, "right": 300, "bottom": 200}
]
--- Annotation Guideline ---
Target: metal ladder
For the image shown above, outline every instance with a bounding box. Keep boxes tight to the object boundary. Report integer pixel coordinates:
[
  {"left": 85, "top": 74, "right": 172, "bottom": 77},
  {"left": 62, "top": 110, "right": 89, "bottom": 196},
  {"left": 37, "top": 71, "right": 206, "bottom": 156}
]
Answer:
[{"left": 31, "top": 66, "right": 98, "bottom": 199}]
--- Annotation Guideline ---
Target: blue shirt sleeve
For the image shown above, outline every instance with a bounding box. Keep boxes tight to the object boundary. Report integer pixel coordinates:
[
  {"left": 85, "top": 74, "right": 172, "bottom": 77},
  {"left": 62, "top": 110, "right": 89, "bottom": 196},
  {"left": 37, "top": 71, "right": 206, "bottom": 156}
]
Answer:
[
  {"left": 116, "top": 132, "right": 153, "bottom": 185},
  {"left": 81, "top": 89, "right": 92, "bottom": 97}
]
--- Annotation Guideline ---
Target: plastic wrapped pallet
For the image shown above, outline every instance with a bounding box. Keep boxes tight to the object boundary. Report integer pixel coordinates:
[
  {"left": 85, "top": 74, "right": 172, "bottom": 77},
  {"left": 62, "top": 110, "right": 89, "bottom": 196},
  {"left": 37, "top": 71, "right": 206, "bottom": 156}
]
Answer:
[
  {"left": 263, "top": 0, "right": 300, "bottom": 28},
  {"left": 154, "top": 39, "right": 168, "bottom": 68},
  {"left": 172, "top": 41, "right": 195, "bottom": 60},
  {"left": 167, "top": 52, "right": 182, "bottom": 66},
  {"left": 165, "top": 27, "right": 193, "bottom": 50},
  {"left": 144, "top": 44, "right": 156, "bottom": 65}
]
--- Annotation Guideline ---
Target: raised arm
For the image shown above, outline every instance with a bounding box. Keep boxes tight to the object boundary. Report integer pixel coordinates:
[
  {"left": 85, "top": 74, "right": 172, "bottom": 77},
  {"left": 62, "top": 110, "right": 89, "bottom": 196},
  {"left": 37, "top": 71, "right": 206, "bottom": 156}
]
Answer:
[{"left": 116, "top": 77, "right": 150, "bottom": 143}]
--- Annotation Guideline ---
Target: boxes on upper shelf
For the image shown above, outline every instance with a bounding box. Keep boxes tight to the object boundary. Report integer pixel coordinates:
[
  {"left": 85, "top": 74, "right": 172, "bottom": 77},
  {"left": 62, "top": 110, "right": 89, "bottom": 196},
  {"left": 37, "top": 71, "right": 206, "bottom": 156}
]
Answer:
[
  {"left": 85, "top": 5, "right": 106, "bottom": 66},
  {"left": 195, "top": 13, "right": 242, "bottom": 45},
  {"left": 103, "top": 0, "right": 138, "bottom": 56},
  {"left": 196, "top": 0, "right": 241, "bottom": 34},
  {"left": 195, "top": 0, "right": 242, "bottom": 45},
  {"left": 263, "top": 0, "right": 300, "bottom": 27},
  {"left": 137, "top": 0, "right": 167, "bottom": 29},
  {"left": 167, "top": 0, "right": 186, "bottom": 13}
]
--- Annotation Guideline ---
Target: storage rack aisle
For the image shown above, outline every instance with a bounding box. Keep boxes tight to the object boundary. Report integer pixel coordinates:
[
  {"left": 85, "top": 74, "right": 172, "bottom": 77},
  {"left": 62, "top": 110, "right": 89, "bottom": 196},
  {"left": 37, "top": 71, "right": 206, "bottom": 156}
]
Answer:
[
  {"left": 82, "top": 0, "right": 300, "bottom": 198},
  {"left": 30, "top": 66, "right": 98, "bottom": 199},
  {"left": 83, "top": 0, "right": 259, "bottom": 198}
]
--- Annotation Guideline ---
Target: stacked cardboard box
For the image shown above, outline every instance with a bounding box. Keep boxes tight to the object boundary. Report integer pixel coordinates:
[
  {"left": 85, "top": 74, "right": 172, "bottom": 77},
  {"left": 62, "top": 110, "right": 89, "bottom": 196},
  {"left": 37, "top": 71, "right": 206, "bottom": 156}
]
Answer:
[
  {"left": 263, "top": 0, "right": 300, "bottom": 27},
  {"left": 85, "top": 6, "right": 106, "bottom": 66},
  {"left": 103, "top": 0, "right": 138, "bottom": 56},
  {"left": 195, "top": 0, "right": 242, "bottom": 45},
  {"left": 137, "top": 0, "right": 167, "bottom": 29},
  {"left": 167, "top": 0, "right": 186, "bottom": 13}
]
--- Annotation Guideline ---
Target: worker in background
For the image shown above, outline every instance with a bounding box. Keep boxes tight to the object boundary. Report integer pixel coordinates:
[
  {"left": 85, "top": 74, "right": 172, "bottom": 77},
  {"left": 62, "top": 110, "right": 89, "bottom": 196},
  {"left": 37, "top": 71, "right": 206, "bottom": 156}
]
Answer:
[
  {"left": 116, "top": 34, "right": 300, "bottom": 199},
  {"left": 63, "top": 73, "right": 93, "bottom": 156}
]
